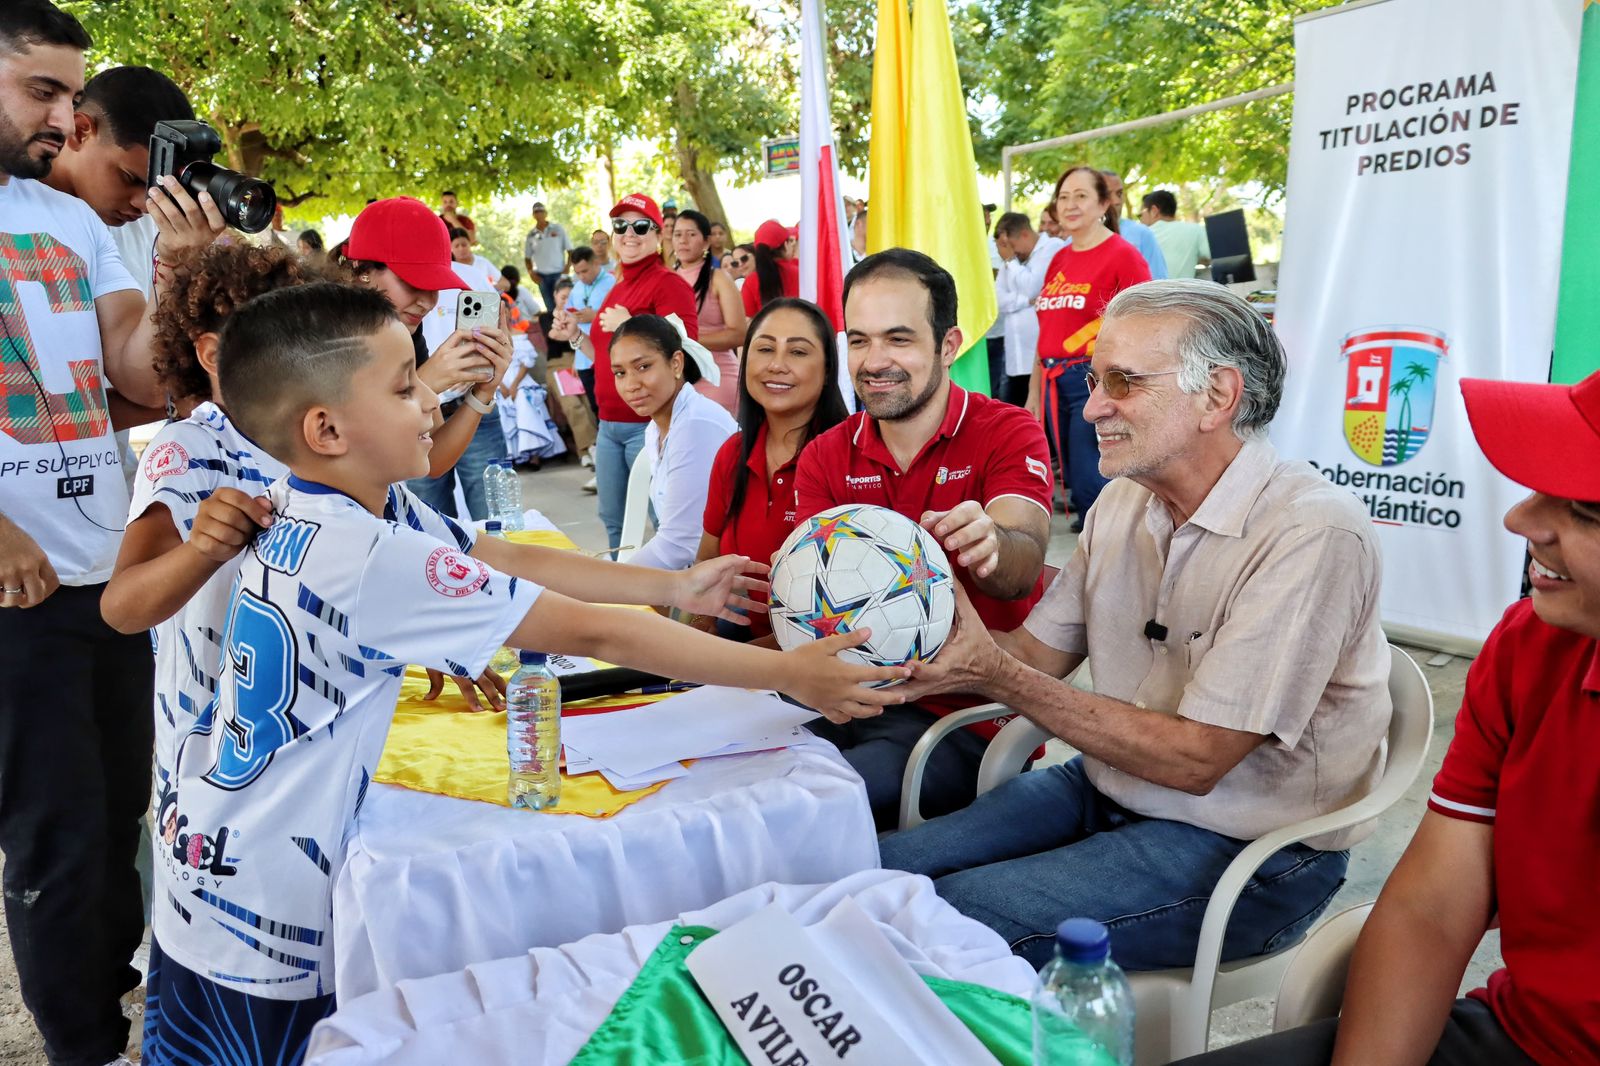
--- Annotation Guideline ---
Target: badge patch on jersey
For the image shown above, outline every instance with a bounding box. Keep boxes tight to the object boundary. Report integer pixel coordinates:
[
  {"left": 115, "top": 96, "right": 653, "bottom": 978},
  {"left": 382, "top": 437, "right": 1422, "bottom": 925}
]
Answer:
[
  {"left": 144, "top": 441, "right": 190, "bottom": 482},
  {"left": 426, "top": 547, "right": 489, "bottom": 598},
  {"left": 1025, "top": 455, "right": 1050, "bottom": 485}
]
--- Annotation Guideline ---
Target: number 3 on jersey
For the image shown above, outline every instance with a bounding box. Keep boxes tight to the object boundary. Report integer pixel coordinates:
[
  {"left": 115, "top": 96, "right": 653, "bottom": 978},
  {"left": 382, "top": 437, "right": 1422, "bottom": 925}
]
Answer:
[{"left": 206, "top": 589, "right": 298, "bottom": 790}]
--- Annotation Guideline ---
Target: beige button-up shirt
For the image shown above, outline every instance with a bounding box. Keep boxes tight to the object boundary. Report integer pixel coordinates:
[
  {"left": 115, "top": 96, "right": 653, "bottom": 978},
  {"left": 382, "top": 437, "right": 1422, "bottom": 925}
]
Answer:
[{"left": 1023, "top": 437, "right": 1390, "bottom": 850}]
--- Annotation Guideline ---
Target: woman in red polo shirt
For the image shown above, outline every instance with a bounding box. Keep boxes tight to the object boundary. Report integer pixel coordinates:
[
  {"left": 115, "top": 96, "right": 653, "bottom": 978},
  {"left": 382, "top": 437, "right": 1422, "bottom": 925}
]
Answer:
[
  {"left": 551, "top": 193, "right": 700, "bottom": 554},
  {"left": 741, "top": 219, "right": 801, "bottom": 319},
  {"left": 1026, "top": 165, "right": 1150, "bottom": 529},
  {"left": 694, "top": 298, "right": 849, "bottom": 640}
]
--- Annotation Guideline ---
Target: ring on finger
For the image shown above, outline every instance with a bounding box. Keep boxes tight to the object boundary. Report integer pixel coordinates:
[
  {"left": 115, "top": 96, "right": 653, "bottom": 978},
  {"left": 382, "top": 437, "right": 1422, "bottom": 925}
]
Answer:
[{"left": 2, "top": 587, "right": 22, "bottom": 594}]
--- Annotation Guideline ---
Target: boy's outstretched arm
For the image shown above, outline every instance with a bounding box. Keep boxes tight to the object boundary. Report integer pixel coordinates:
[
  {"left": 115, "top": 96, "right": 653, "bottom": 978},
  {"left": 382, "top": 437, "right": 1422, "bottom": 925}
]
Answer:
[
  {"left": 471, "top": 536, "right": 768, "bottom": 625},
  {"left": 508, "top": 591, "right": 905, "bottom": 721},
  {"left": 101, "top": 490, "right": 273, "bottom": 634}
]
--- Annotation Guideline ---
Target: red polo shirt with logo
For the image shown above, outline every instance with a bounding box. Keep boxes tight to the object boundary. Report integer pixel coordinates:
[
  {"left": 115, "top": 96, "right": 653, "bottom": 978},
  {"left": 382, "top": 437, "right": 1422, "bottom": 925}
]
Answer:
[
  {"left": 593, "top": 256, "right": 701, "bottom": 423},
  {"left": 1425, "top": 598, "right": 1600, "bottom": 1063},
  {"left": 794, "top": 385, "right": 1053, "bottom": 736},
  {"left": 703, "top": 424, "right": 801, "bottom": 638}
]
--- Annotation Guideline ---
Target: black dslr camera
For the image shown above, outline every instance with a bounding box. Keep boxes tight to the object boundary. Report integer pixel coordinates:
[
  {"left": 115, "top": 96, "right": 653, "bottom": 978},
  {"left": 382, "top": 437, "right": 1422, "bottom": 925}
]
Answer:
[{"left": 147, "top": 120, "right": 276, "bottom": 233}]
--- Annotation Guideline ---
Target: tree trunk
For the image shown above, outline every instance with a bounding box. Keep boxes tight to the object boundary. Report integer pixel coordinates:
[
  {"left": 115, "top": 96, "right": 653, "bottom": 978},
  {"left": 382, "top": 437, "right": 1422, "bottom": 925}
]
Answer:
[
  {"left": 676, "top": 136, "right": 730, "bottom": 227},
  {"left": 602, "top": 141, "right": 618, "bottom": 206},
  {"left": 671, "top": 81, "right": 730, "bottom": 226}
]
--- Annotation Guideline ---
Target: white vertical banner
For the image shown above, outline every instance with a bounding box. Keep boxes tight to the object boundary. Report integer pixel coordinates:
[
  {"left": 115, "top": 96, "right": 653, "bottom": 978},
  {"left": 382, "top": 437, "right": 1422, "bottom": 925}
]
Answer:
[{"left": 1273, "top": 0, "right": 1582, "bottom": 646}]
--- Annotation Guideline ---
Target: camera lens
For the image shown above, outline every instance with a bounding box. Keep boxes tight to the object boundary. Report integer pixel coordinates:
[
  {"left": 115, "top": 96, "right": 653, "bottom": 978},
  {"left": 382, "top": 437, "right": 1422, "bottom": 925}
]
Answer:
[{"left": 179, "top": 161, "right": 277, "bottom": 233}]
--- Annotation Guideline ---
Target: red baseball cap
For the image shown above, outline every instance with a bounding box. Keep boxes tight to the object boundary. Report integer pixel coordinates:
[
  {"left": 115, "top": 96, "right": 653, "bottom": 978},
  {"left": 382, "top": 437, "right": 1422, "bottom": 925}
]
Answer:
[
  {"left": 1461, "top": 369, "right": 1600, "bottom": 500},
  {"left": 754, "top": 219, "right": 796, "bottom": 250},
  {"left": 610, "top": 193, "right": 664, "bottom": 229},
  {"left": 346, "top": 197, "right": 464, "bottom": 292}
]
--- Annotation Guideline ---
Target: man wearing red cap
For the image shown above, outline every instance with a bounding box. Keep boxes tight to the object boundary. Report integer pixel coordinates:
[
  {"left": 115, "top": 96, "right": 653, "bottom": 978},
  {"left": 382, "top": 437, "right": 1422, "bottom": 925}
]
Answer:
[
  {"left": 550, "top": 193, "right": 699, "bottom": 551},
  {"left": 1175, "top": 369, "right": 1600, "bottom": 1065},
  {"left": 742, "top": 218, "right": 801, "bottom": 319}
]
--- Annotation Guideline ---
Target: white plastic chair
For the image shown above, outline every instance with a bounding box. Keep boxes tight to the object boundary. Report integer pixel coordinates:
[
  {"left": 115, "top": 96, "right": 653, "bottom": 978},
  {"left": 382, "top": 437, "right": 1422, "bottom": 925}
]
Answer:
[
  {"left": 614, "top": 445, "right": 653, "bottom": 564},
  {"left": 895, "top": 644, "right": 1433, "bottom": 1064},
  {"left": 1270, "top": 902, "right": 1374, "bottom": 1032}
]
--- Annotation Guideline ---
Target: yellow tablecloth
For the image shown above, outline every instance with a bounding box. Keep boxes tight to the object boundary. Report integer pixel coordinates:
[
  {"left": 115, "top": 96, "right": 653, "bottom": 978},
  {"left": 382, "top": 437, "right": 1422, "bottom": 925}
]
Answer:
[{"left": 373, "top": 527, "right": 671, "bottom": 818}]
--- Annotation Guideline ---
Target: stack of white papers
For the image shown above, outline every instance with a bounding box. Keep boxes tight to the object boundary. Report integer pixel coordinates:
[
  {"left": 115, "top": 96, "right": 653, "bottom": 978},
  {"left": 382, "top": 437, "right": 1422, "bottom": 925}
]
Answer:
[{"left": 562, "top": 686, "right": 819, "bottom": 790}]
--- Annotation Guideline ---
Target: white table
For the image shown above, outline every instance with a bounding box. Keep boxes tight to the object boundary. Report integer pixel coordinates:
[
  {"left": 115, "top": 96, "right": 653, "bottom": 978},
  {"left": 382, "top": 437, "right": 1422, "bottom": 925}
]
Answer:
[
  {"left": 310, "top": 869, "right": 1037, "bottom": 1065},
  {"left": 331, "top": 735, "right": 879, "bottom": 1002}
]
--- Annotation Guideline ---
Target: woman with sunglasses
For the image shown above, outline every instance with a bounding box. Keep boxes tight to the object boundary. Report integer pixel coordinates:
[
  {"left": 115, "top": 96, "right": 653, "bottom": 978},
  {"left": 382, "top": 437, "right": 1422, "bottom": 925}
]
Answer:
[
  {"left": 335, "top": 197, "right": 514, "bottom": 518},
  {"left": 693, "top": 298, "right": 849, "bottom": 640},
  {"left": 550, "top": 193, "right": 700, "bottom": 553},
  {"left": 1026, "top": 165, "right": 1151, "bottom": 529},
  {"left": 673, "top": 209, "right": 748, "bottom": 415},
  {"left": 724, "top": 243, "right": 757, "bottom": 288},
  {"left": 742, "top": 219, "right": 801, "bottom": 318}
]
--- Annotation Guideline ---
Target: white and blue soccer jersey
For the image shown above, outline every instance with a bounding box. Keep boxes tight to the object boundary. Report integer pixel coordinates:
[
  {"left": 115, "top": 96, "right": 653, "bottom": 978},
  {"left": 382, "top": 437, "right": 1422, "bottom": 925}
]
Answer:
[
  {"left": 130, "top": 402, "right": 288, "bottom": 802},
  {"left": 152, "top": 475, "right": 538, "bottom": 999}
]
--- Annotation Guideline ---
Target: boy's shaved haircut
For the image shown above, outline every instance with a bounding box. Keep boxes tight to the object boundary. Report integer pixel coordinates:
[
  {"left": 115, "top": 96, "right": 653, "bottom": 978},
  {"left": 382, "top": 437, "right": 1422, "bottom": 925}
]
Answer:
[{"left": 218, "top": 282, "right": 399, "bottom": 459}]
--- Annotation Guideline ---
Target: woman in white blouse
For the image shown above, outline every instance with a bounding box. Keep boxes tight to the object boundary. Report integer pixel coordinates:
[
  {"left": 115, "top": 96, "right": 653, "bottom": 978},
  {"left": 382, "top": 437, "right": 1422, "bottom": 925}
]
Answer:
[{"left": 609, "top": 314, "right": 738, "bottom": 569}]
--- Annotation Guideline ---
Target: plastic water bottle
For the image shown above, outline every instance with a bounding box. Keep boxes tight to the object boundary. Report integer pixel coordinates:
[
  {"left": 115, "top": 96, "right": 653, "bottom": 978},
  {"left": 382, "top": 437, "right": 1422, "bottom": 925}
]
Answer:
[
  {"left": 506, "top": 650, "right": 560, "bottom": 810},
  {"left": 483, "top": 522, "right": 520, "bottom": 676},
  {"left": 1033, "top": 919, "right": 1135, "bottom": 1066},
  {"left": 482, "top": 458, "right": 504, "bottom": 520},
  {"left": 496, "top": 459, "right": 524, "bottom": 531}
]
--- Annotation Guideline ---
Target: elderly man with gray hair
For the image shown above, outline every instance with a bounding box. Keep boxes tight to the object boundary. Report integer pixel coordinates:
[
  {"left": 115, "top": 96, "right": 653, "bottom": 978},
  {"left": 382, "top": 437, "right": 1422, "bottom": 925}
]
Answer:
[{"left": 880, "top": 279, "right": 1391, "bottom": 971}]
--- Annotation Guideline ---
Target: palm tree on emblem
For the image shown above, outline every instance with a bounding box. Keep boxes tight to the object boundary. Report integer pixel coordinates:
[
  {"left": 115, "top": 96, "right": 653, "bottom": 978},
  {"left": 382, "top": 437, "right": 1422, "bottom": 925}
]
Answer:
[{"left": 1389, "top": 361, "right": 1433, "bottom": 461}]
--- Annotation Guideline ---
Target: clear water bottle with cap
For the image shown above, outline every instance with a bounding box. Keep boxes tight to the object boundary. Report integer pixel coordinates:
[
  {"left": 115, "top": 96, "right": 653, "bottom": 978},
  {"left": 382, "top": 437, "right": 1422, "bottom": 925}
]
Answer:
[
  {"left": 483, "top": 459, "right": 506, "bottom": 522},
  {"left": 483, "top": 522, "right": 520, "bottom": 676},
  {"left": 494, "top": 459, "right": 524, "bottom": 531},
  {"left": 506, "top": 650, "right": 560, "bottom": 810},
  {"left": 1033, "top": 918, "right": 1134, "bottom": 1066}
]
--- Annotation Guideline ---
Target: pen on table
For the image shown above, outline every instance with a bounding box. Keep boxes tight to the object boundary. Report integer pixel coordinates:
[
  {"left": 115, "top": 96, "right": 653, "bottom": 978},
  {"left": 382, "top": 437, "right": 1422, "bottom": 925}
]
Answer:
[{"left": 636, "top": 682, "right": 699, "bottom": 695}]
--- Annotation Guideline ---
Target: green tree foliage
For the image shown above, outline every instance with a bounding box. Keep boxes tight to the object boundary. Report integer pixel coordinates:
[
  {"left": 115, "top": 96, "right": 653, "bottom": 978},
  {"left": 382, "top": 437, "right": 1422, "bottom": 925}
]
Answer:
[{"left": 64, "top": 1, "right": 621, "bottom": 215}]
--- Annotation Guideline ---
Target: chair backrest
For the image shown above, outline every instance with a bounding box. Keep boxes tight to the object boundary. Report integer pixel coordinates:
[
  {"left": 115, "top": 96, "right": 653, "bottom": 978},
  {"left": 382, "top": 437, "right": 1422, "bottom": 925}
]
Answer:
[
  {"left": 615, "top": 446, "right": 654, "bottom": 564},
  {"left": 1377, "top": 644, "right": 1434, "bottom": 809}
]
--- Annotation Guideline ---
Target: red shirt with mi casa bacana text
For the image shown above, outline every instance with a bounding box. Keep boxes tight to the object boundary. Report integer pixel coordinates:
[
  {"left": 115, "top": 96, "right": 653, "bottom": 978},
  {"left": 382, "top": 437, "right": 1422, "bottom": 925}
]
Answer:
[
  {"left": 1035, "top": 234, "right": 1151, "bottom": 365},
  {"left": 795, "top": 386, "right": 1053, "bottom": 736},
  {"left": 1426, "top": 598, "right": 1600, "bottom": 1063}
]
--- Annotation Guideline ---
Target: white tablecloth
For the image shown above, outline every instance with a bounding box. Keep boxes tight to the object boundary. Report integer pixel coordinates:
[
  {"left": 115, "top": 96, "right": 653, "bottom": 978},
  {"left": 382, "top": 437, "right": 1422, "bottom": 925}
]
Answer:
[
  {"left": 332, "top": 735, "right": 879, "bottom": 1002},
  {"left": 309, "top": 869, "right": 1037, "bottom": 1065}
]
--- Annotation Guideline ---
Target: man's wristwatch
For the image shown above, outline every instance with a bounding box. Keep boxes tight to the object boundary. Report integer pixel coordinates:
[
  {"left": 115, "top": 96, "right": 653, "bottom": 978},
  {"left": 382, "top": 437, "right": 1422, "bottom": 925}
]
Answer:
[{"left": 462, "top": 389, "right": 496, "bottom": 415}]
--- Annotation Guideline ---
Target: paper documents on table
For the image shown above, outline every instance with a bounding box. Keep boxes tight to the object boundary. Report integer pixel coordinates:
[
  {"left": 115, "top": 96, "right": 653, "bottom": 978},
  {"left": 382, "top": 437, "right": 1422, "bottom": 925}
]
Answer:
[{"left": 561, "top": 685, "right": 819, "bottom": 778}]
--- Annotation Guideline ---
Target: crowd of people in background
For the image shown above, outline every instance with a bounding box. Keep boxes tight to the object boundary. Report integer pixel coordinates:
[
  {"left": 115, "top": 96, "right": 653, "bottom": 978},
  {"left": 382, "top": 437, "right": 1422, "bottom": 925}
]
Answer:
[{"left": 24, "top": 7, "right": 1590, "bottom": 1066}]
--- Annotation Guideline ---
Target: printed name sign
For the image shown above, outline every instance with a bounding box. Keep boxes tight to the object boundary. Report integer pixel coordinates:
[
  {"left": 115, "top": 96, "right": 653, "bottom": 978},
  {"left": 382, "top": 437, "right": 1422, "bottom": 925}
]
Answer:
[{"left": 685, "top": 904, "right": 919, "bottom": 1065}]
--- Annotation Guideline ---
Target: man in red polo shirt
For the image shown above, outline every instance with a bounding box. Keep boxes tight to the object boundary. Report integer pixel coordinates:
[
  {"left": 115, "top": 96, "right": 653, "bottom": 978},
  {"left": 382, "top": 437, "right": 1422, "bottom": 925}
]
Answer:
[
  {"left": 1175, "top": 368, "right": 1600, "bottom": 1066},
  {"left": 795, "top": 248, "right": 1053, "bottom": 828}
]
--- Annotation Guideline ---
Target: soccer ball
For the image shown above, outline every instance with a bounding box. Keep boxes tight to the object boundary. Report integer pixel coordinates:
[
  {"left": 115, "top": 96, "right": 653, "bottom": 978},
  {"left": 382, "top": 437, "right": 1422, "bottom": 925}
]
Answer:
[{"left": 769, "top": 504, "right": 956, "bottom": 687}]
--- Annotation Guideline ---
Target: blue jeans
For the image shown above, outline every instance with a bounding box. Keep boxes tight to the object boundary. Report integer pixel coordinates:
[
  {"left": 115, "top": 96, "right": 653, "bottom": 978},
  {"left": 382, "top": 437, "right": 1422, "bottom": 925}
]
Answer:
[
  {"left": 407, "top": 412, "right": 509, "bottom": 521},
  {"left": 807, "top": 704, "right": 988, "bottom": 832},
  {"left": 878, "top": 757, "right": 1348, "bottom": 971},
  {"left": 1044, "top": 361, "right": 1110, "bottom": 516},
  {"left": 595, "top": 419, "right": 647, "bottom": 550}
]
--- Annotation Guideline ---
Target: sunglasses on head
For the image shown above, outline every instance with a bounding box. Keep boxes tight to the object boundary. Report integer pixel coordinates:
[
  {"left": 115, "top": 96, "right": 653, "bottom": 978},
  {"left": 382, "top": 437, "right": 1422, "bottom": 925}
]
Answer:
[
  {"left": 612, "top": 218, "right": 657, "bottom": 236},
  {"left": 1085, "top": 367, "right": 1181, "bottom": 400}
]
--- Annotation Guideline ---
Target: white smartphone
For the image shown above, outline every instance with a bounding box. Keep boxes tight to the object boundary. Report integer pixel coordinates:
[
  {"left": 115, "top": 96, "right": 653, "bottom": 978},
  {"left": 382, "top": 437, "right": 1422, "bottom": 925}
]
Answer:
[{"left": 455, "top": 290, "right": 500, "bottom": 333}]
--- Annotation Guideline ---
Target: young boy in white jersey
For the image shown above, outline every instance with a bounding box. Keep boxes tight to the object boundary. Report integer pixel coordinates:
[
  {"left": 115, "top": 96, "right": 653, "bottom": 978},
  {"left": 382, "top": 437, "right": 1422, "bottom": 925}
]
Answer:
[{"left": 137, "top": 281, "right": 905, "bottom": 1064}]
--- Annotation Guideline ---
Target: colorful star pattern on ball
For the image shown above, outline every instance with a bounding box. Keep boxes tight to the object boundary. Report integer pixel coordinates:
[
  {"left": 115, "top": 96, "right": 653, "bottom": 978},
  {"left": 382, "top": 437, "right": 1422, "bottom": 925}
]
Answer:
[
  {"left": 785, "top": 578, "right": 871, "bottom": 641},
  {"left": 790, "top": 510, "right": 869, "bottom": 566},
  {"left": 878, "top": 539, "right": 946, "bottom": 614}
]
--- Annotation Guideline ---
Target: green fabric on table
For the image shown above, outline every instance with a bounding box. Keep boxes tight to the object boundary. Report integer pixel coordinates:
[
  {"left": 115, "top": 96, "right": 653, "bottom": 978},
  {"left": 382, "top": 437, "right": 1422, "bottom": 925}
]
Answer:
[{"left": 568, "top": 923, "right": 1091, "bottom": 1065}]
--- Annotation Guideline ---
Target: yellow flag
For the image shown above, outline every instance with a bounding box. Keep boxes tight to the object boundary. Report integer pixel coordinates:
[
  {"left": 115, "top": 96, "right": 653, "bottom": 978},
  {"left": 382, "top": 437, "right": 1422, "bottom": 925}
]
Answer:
[
  {"left": 867, "top": 0, "right": 995, "bottom": 391},
  {"left": 866, "top": 0, "right": 909, "bottom": 254}
]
